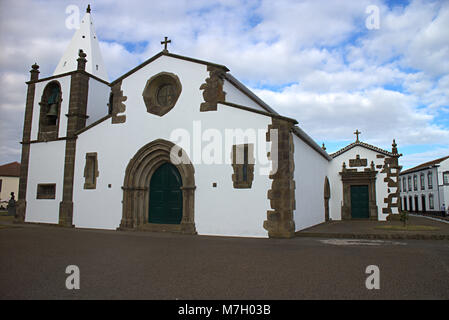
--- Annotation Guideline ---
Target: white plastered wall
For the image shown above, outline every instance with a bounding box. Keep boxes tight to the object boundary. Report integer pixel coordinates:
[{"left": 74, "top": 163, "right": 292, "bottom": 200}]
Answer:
[
  {"left": 438, "top": 158, "right": 449, "bottom": 210},
  {"left": 72, "top": 55, "right": 272, "bottom": 237},
  {"left": 223, "top": 79, "right": 267, "bottom": 112},
  {"left": 328, "top": 146, "right": 391, "bottom": 221},
  {"left": 293, "top": 134, "right": 329, "bottom": 231},
  {"left": 86, "top": 78, "right": 110, "bottom": 126},
  {"left": 0, "top": 176, "right": 19, "bottom": 203},
  {"left": 25, "top": 140, "right": 66, "bottom": 224}
]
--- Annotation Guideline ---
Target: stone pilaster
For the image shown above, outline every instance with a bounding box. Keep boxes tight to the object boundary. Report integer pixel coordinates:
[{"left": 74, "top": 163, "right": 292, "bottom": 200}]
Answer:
[
  {"left": 382, "top": 140, "right": 402, "bottom": 217},
  {"left": 263, "top": 118, "right": 296, "bottom": 238},
  {"left": 111, "top": 80, "right": 127, "bottom": 124},
  {"left": 199, "top": 66, "right": 226, "bottom": 112},
  {"left": 58, "top": 50, "right": 89, "bottom": 227},
  {"left": 15, "top": 63, "right": 39, "bottom": 223}
]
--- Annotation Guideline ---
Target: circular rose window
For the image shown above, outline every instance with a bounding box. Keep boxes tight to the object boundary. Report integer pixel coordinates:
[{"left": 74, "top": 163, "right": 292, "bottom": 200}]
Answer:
[
  {"left": 157, "top": 84, "right": 176, "bottom": 107},
  {"left": 142, "top": 72, "right": 182, "bottom": 116}
]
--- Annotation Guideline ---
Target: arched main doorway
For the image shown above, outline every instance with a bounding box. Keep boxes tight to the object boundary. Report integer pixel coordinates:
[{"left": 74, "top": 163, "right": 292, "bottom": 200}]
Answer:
[{"left": 119, "top": 139, "right": 196, "bottom": 234}]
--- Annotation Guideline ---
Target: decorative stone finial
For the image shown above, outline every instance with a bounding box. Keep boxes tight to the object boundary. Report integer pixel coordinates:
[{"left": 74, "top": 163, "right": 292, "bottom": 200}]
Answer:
[
  {"left": 30, "top": 62, "right": 40, "bottom": 81},
  {"left": 78, "top": 49, "right": 87, "bottom": 59},
  {"left": 77, "top": 49, "right": 87, "bottom": 71},
  {"left": 322, "top": 143, "right": 326, "bottom": 151},
  {"left": 87, "top": 4, "right": 91, "bottom": 13},
  {"left": 392, "top": 139, "right": 398, "bottom": 154},
  {"left": 342, "top": 162, "right": 347, "bottom": 171},
  {"left": 370, "top": 161, "right": 375, "bottom": 171}
]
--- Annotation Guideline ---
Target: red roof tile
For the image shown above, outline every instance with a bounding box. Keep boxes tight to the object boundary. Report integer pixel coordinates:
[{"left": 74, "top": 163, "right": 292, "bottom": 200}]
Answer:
[
  {"left": 400, "top": 155, "right": 449, "bottom": 175},
  {"left": 0, "top": 162, "right": 20, "bottom": 177}
]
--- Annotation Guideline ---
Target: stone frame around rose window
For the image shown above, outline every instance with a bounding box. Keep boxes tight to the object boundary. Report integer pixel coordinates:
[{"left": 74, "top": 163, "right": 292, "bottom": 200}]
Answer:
[{"left": 142, "top": 72, "right": 182, "bottom": 117}]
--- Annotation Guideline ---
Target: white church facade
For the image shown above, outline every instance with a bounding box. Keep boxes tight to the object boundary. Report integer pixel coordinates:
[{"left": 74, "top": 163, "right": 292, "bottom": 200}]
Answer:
[{"left": 15, "top": 7, "right": 402, "bottom": 238}]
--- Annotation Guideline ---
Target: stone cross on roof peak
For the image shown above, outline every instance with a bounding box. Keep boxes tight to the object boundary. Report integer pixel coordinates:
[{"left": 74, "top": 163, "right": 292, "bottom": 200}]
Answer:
[
  {"left": 354, "top": 129, "right": 361, "bottom": 142},
  {"left": 161, "top": 37, "right": 171, "bottom": 53}
]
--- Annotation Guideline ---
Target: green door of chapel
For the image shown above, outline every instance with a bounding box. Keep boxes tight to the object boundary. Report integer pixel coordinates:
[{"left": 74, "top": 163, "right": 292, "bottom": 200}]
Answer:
[
  {"left": 149, "top": 163, "right": 183, "bottom": 224},
  {"left": 350, "top": 185, "right": 369, "bottom": 219}
]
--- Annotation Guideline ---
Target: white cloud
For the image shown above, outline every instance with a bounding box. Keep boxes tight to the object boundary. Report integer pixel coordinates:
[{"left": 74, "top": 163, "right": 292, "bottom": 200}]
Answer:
[{"left": 0, "top": 0, "right": 448, "bottom": 168}]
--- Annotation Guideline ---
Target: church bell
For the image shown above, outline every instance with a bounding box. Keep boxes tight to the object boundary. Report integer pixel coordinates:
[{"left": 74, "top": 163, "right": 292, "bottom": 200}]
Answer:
[{"left": 46, "top": 103, "right": 58, "bottom": 117}]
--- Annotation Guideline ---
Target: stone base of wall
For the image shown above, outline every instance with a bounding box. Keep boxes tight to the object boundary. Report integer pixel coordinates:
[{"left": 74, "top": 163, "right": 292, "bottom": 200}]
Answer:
[{"left": 59, "top": 201, "right": 74, "bottom": 227}]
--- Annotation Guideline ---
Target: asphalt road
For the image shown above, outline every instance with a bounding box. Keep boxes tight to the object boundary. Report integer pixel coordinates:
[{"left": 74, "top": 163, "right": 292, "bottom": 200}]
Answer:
[{"left": 1, "top": 224, "right": 448, "bottom": 299}]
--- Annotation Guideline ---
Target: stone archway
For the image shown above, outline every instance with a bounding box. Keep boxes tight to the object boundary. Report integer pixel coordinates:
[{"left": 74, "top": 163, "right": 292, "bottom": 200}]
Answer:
[
  {"left": 324, "top": 177, "right": 330, "bottom": 221},
  {"left": 119, "top": 139, "right": 196, "bottom": 234}
]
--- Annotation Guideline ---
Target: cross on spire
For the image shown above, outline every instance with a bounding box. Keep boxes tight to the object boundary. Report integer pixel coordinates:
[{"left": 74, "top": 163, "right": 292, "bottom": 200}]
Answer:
[
  {"left": 161, "top": 37, "right": 171, "bottom": 53},
  {"left": 354, "top": 129, "right": 361, "bottom": 142}
]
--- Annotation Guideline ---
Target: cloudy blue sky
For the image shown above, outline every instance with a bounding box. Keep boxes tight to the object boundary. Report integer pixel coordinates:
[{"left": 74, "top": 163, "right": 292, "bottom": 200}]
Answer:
[{"left": 0, "top": 0, "right": 448, "bottom": 169}]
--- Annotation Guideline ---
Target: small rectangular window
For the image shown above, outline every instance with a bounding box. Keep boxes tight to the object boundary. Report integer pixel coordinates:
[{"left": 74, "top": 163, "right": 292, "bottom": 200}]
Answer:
[
  {"left": 231, "top": 143, "right": 254, "bottom": 189},
  {"left": 36, "top": 184, "right": 56, "bottom": 199},
  {"left": 84, "top": 153, "right": 99, "bottom": 189},
  {"left": 443, "top": 172, "right": 449, "bottom": 185},
  {"left": 429, "top": 194, "right": 434, "bottom": 209},
  {"left": 428, "top": 172, "right": 433, "bottom": 189},
  {"left": 420, "top": 174, "right": 425, "bottom": 190},
  {"left": 413, "top": 175, "right": 417, "bottom": 191},
  {"left": 408, "top": 176, "right": 411, "bottom": 191}
]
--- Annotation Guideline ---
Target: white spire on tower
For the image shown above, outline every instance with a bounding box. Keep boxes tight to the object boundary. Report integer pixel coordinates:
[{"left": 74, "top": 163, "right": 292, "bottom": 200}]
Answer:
[{"left": 54, "top": 4, "right": 108, "bottom": 81}]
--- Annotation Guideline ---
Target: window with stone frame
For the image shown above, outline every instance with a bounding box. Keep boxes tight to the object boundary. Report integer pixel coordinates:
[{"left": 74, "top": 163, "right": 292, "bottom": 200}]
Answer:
[
  {"left": 408, "top": 176, "right": 412, "bottom": 191},
  {"left": 83, "top": 153, "right": 99, "bottom": 189},
  {"left": 413, "top": 175, "right": 417, "bottom": 191},
  {"left": 231, "top": 143, "right": 255, "bottom": 189},
  {"left": 428, "top": 172, "right": 433, "bottom": 189},
  {"left": 420, "top": 173, "right": 425, "bottom": 190},
  {"left": 36, "top": 184, "right": 56, "bottom": 199},
  {"left": 38, "top": 81, "right": 62, "bottom": 141},
  {"left": 108, "top": 92, "right": 114, "bottom": 115},
  {"left": 429, "top": 193, "right": 434, "bottom": 209},
  {"left": 402, "top": 177, "right": 406, "bottom": 191},
  {"left": 443, "top": 171, "right": 449, "bottom": 185}
]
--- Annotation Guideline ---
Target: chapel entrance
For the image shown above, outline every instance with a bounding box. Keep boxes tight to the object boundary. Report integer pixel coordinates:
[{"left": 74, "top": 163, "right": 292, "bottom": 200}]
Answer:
[
  {"left": 149, "top": 163, "right": 183, "bottom": 224},
  {"left": 119, "top": 139, "right": 196, "bottom": 234},
  {"left": 350, "top": 185, "right": 369, "bottom": 219},
  {"left": 340, "top": 169, "right": 378, "bottom": 220}
]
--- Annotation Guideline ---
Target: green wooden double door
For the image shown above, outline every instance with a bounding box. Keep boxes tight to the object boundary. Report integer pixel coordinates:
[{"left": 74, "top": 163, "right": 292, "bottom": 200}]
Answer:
[
  {"left": 149, "top": 163, "right": 183, "bottom": 224},
  {"left": 350, "top": 185, "right": 369, "bottom": 219}
]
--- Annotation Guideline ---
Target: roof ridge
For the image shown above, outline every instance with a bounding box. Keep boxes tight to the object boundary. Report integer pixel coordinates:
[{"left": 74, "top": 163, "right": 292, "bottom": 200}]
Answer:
[
  {"left": 110, "top": 51, "right": 229, "bottom": 86},
  {"left": 400, "top": 155, "right": 449, "bottom": 175},
  {"left": 330, "top": 141, "right": 398, "bottom": 158}
]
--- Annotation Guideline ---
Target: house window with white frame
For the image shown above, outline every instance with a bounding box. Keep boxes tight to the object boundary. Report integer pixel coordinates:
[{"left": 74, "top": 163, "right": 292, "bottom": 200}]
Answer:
[
  {"left": 408, "top": 176, "right": 412, "bottom": 191},
  {"left": 428, "top": 172, "right": 433, "bottom": 189},
  {"left": 443, "top": 171, "right": 449, "bottom": 185},
  {"left": 413, "top": 175, "right": 417, "bottom": 191},
  {"left": 420, "top": 173, "right": 425, "bottom": 190},
  {"left": 429, "top": 194, "right": 434, "bottom": 209}
]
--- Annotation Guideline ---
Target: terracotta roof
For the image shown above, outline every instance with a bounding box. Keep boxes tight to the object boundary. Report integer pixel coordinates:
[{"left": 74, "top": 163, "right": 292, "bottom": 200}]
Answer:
[
  {"left": 400, "top": 155, "right": 449, "bottom": 175},
  {"left": 0, "top": 162, "right": 20, "bottom": 177},
  {"left": 330, "top": 141, "right": 399, "bottom": 158}
]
